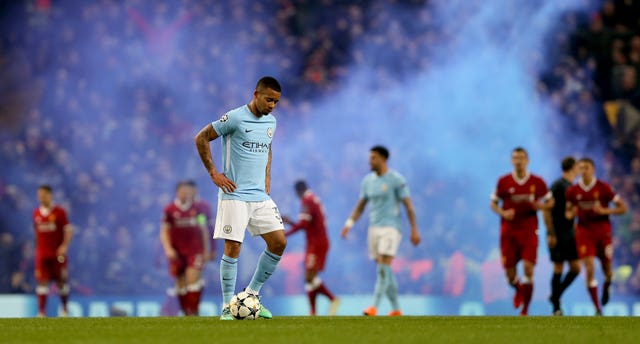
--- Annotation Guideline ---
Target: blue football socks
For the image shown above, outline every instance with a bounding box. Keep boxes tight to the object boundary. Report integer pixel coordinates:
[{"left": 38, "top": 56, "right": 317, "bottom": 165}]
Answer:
[
  {"left": 248, "top": 250, "right": 282, "bottom": 294},
  {"left": 220, "top": 255, "right": 238, "bottom": 306},
  {"left": 384, "top": 264, "right": 400, "bottom": 310},
  {"left": 373, "top": 263, "right": 389, "bottom": 308}
]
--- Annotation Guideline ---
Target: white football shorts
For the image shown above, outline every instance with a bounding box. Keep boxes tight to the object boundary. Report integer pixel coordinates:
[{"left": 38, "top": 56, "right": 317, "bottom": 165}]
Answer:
[
  {"left": 368, "top": 226, "right": 402, "bottom": 259},
  {"left": 213, "top": 199, "right": 284, "bottom": 243}
]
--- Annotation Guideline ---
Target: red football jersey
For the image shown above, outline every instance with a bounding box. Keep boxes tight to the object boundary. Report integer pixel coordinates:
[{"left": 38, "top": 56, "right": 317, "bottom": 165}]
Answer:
[
  {"left": 491, "top": 172, "right": 551, "bottom": 232},
  {"left": 33, "top": 206, "right": 70, "bottom": 258},
  {"left": 286, "top": 190, "right": 329, "bottom": 248},
  {"left": 566, "top": 178, "right": 617, "bottom": 229},
  {"left": 162, "top": 201, "right": 204, "bottom": 255}
]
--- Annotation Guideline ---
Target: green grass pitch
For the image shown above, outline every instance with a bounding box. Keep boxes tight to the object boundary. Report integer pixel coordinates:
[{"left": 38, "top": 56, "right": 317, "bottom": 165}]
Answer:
[{"left": 1, "top": 316, "right": 638, "bottom": 344}]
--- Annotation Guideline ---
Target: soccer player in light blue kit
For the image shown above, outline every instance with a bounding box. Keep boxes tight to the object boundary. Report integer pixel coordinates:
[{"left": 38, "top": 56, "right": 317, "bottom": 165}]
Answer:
[
  {"left": 341, "top": 145, "right": 421, "bottom": 316},
  {"left": 194, "top": 76, "right": 286, "bottom": 320}
]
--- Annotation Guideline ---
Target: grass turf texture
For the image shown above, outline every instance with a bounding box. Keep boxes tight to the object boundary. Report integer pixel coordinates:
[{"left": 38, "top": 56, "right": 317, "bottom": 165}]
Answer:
[{"left": 1, "top": 316, "right": 638, "bottom": 344}]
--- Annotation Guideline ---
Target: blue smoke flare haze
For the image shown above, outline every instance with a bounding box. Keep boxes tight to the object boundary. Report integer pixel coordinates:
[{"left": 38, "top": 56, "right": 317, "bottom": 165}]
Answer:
[{"left": 1, "top": 0, "right": 611, "bottom": 311}]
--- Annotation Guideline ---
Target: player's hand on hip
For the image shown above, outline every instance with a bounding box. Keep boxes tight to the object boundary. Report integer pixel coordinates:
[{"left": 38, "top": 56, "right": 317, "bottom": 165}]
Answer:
[
  {"left": 212, "top": 173, "right": 237, "bottom": 193},
  {"left": 501, "top": 208, "right": 515, "bottom": 221}
]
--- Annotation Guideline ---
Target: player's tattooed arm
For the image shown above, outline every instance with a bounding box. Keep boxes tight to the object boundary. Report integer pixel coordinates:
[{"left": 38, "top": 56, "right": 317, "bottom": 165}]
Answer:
[
  {"left": 194, "top": 123, "right": 237, "bottom": 193},
  {"left": 194, "top": 124, "right": 219, "bottom": 174}
]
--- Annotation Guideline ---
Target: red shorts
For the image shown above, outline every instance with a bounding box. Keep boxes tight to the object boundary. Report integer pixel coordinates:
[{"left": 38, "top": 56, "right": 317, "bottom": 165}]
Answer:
[
  {"left": 305, "top": 245, "right": 328, "bottom": 272},
  {"left": 169, "top": 253, "right": 204, "bottom": 277},
  {"left": 575, "top": 226, "right": 612, "bottom": 264},
  {"left": 35, "top": 255, "right": 68, "bottom": 282},
  {"left": 500, "top": 228, "right": 538, "bottom": 269}
]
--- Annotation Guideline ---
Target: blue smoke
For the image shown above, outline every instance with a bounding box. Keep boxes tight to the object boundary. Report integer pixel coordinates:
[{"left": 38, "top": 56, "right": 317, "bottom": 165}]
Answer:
[
  {"left": 273, "top": 0, "right": 601, "bottom": 296},
  {"left": 0, "top": 0, "right": 603, "bottom": 303}
]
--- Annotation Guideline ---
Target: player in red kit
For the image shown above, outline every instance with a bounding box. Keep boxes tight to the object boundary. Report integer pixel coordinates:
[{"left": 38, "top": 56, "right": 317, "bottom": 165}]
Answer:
[
  {"left": 283, "top": 180, "right": 340, "bottom": 316},
  {"left": 32, "top": 185, "right": 74, "bottom": 317},
  {"left": 566, "top": 158, "right": 627, "bottom": 315},
  {"left": 490, "top": 147, "right": 554, "bottom": 316},
  {"left": 160, "top": 180, "right": 213, "bottom": 316}
]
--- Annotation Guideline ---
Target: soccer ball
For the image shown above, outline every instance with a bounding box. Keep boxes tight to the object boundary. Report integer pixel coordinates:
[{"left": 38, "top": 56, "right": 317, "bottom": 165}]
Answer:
[{"left": 229, "top": 291, "right": 261, "bottom": 320}]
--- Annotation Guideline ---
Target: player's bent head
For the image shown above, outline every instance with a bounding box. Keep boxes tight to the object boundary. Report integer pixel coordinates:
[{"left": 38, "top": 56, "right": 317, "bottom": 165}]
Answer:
[
  {"left": 561, "top": 157, "right": 576, "bottom": 172},
  {"left": 256, "top": 76, "right": 281, "bottom": 93},
  {"left": 294, "top": 180, "right": 308, "bottom": 194},
  {"left": 370, "top": 145, "right": 390, "bottom": 160}
]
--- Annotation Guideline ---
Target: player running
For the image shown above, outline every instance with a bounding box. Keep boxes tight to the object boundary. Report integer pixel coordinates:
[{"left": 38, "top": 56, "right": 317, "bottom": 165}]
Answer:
[
  {"left": 283, "top": 180, "right": 340, "bottom": 316},
  {"left": 543, "top": 157, "right": 580, "bottom": 315},
  {"left": 160, "top": 180, "right": 213, "bottom": 316},
  {"left": 490, "top": 147, "right": 554, "bottom": 316},
  {"left": 341, "top": 145, "right": 421, "bottom": 316},
  {"left": 194, "top": 76, "right": 286, "bottom": 320},
  {"left": 32, "top": 184, "right": 74, "bottom": 317},
  {"left": 566, "top": 157, "right": 627, "bottom": 315}
]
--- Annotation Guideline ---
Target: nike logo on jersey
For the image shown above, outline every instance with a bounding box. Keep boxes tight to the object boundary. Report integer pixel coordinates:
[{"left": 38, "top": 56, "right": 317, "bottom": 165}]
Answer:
[{"left": 245, "top": 129, "right": 253, "bottom": 133}]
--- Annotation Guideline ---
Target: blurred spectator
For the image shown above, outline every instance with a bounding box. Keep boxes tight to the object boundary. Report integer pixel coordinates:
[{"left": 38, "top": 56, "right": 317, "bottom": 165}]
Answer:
[{"left": 540, "top": 0, "right": 640, "bottom": 296}]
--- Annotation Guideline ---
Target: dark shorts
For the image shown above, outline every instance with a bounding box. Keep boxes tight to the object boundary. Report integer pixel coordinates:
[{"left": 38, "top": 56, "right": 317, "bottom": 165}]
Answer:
[{"left": 549, "top": 236, "right": 579, "bottom": 263}]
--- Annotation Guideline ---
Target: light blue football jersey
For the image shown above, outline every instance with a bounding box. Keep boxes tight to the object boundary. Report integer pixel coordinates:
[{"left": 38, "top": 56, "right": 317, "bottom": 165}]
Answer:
[
  {"left": 359, "top": 169, "right": 410, "bottom": 231},
  {"left": 211, "top": 105, "right": 276, "bottom": 201}
]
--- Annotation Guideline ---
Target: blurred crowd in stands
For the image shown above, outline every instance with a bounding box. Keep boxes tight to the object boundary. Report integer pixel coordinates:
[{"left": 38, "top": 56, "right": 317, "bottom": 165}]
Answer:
[
  {"left": 1, "top": 0, "right": 639, "bottom": 302},
  {"left": 540, "top": 0, "right": 640, "bottom": 294}
]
